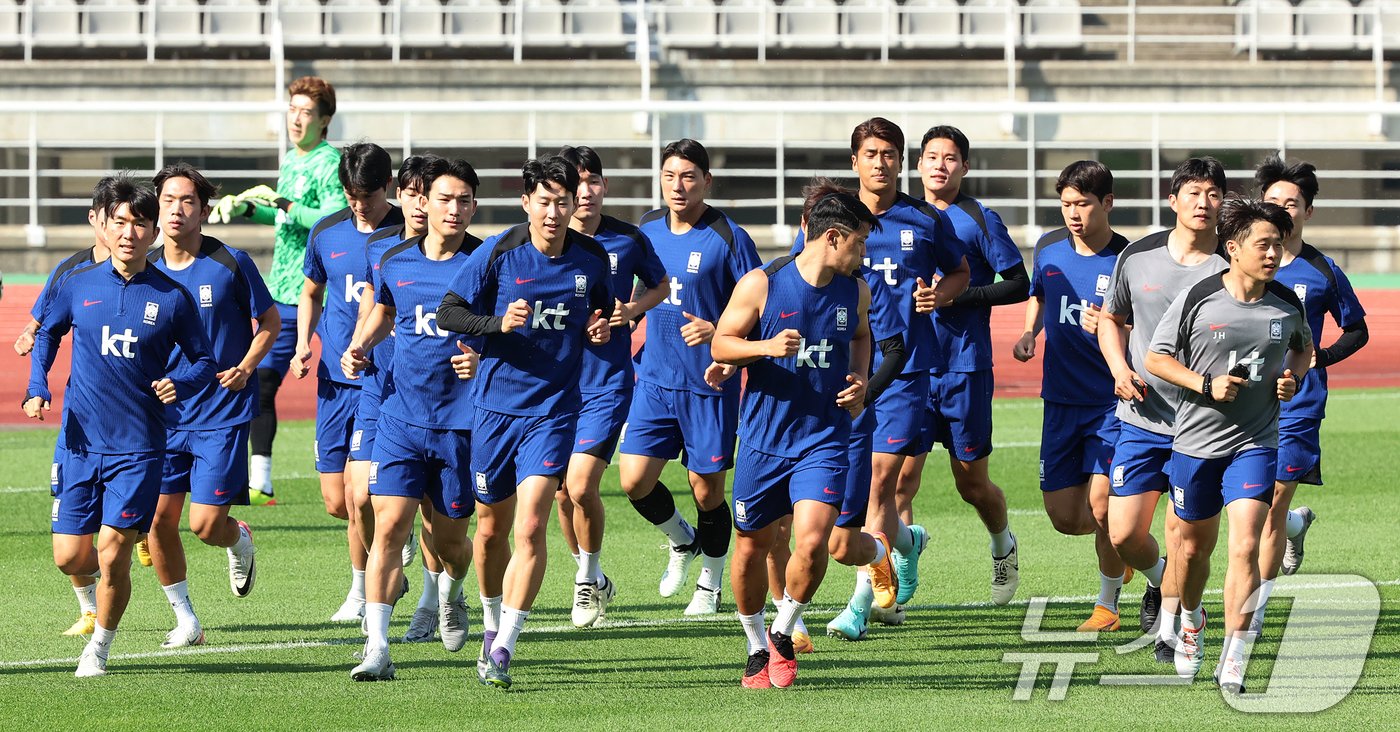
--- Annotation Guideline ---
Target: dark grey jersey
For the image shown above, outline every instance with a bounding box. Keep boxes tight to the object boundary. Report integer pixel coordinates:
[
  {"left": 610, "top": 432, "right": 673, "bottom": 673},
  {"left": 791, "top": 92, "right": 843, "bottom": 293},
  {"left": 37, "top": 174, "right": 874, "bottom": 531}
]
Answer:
[
  {"left": 1149, "top": 273, "right": 1311, "bottom": 459},
  {"left": 1104, "top": 231, "right": 1229, "bottom": 433}
]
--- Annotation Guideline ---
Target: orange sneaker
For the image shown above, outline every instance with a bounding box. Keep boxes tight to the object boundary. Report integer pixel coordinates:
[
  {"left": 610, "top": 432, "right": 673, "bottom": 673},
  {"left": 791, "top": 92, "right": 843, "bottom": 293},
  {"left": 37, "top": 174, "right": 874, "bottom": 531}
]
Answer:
[
  {"left": 136, "top": 538, "right": 153, "bottom": 567},
  {"left": 767, "top": 632, "right": 798, "bottom": 689},
  {"left": 867, "top": 532, "right": 898, "bottom": 609},
  {"left": 792, "top": 630, "right": 814, "bottom": 654},
  {"left": 1077, "top": 604, "right": 1121, "bottom": 632},
  {"left": 741, "top": 650, "right": 771, "bottom": 689}
]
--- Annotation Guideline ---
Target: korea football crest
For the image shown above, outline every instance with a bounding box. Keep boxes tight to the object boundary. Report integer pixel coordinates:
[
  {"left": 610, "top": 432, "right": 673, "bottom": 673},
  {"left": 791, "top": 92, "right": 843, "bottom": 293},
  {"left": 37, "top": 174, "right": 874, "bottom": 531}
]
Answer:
[
  {"left": 143, "top": 301, "right": 160, "bottom": 326},
  {"left": 1096, "top": 274, "right": 1111, "bottom": 297},
  {"left": 575, "top": 274, "right": 588, "bottom": 298},
  {"left": 199, "top": 284, "right": 214, "bottom": 308},
  {"left": 836, "top": 306, "right": 849, "bottom": 331},
  {"left": 899, "top": 229, "right": 914, "bottom": 252},
  {"left": 1269, "top": 319, "right": 1283, "bottom": 343}
]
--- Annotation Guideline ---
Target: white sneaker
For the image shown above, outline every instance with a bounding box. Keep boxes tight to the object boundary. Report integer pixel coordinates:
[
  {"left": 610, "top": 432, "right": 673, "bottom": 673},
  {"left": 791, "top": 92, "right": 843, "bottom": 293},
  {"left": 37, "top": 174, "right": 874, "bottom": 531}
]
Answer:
[
  {"left": 75, "top": 644, "right": 108, "bottom": 678},
  {"left": 991, "top": 535, "right": 1020, "bottom": 606},
  {"left": 572, "top": 576, "right": 617, "bottom": 628},
  {"left": 439, "top": 596, "right": 470, "bottom": 652},
  {"left": 402, "top": 527, "right": 418, "bottom": 569},
  {"left": 162, "top": 622, "right": 206, "bottom": 649},
  {"left": 350, "top": 645, "right": 396, "bottom": 681},
  {"left": 1175, "top": 610, "right": 1207, "bottom": 679},
  {"left": 869, "top": 603, "right": 906, "bottom": 626},
  {"left": 403, "top": 607, "right": 438, "bottom": 643},
  {"left": 1214, "top": 654, "right": 1246, "bottom": 695},
  {"left": 227, "top": 521, "right": 256, "bottom": 598},
  {"left": 331, "top": 598, "right": 365, "bottom": 623},
  {"left": 659, "top": 542, "right": 699, "bottom": 598},
  {"left": 1282, "top": 506, "right": 1317, "bottom": 576},
  {"left": 683, "top": 585, "right": 721, "bottom": 616}
]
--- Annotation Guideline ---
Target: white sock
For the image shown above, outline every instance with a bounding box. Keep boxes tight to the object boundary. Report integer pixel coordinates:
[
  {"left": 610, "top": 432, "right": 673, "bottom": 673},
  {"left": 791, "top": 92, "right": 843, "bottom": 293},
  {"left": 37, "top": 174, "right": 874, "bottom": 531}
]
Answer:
[
  {"left": 697, "top": 554, "right": 726, "bottom": 591},
  {"left": 1097, "top": 572, "right": 1124, "bottom": 613},
  {"left": 738, "top": 610, "right": 766, "bottom": 655},
  {"left": 250, "top": 454, "right": 272, "bottom": 494},
  {"left": 1157, "top": 598, "right": 1180, "bottom": 641},
  {"left": 480, "top": 595, "right": 502, "bottom": 633},
  {"left": 658, "top": 511, "right": 696, "bottom": 548},
  {"left": 491, "top": 606, "right": 529, "bottom": 657},
  {"left": 851, "top": 570, "right": 874, "bottom": 614},
  {"left": 1249, "top": 578, "right": 1276, "bottom": 634},
  {"left": 773, "top": 594, "right": 807, "bottom": 636},
  {"left": 577, "top": 549, "right": 602, "bottom": 585},
  {"left": 418, "top": 569, "right": 440, "bottom": 611},
  {"left": 162, "top": 581, "right": 199, "bottom": 628},
  {"left": 1181, "top": 604, "right": 1205, "bottom": 630},
  {"left": 437, "top": 570, "right": 464, "bottom": 606},
  {"left": 867, "top": 533, "right": 887, "bottom": 564},
  {"left": 893, "top": 523, "right": 914, "bottom": 554},
  {"left": 365, "top": 602, "right": 392, "bottom": 650},
  {"left": 74, "top": 581, "right": 97, "bottom": 614},
  {"left": 230, "top": 523, "right": 252, "bottom": 555},
  {"left": 349, "top": 568, "right": 366, "bottom": 602},
  {"left": 990, "top": 527, "right": 1015, "bottom": 557},
  {"left": 1142, "top": 556, "right": 1166, "bottom": 587},
  {"left": 1285, "top": 509, "right": 1305, "bottom": 538},
  {"left": 91, "top": 623, "right": 114, "bottom": 649},
  {"left": 571, "top": 552, "right": 581, "bottom": 569},
  {"left": 794, "top": 612, "right": 808, "bottom": 637}
]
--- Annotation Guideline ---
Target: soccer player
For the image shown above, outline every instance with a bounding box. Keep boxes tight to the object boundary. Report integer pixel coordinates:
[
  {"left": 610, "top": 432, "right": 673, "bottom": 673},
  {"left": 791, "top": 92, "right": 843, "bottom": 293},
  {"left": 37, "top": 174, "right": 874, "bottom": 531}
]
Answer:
[
  {"left": 711, "top": 188, "right": 874, "bottom": 689},
  {"left": 145, "top": 163, "right": 279, "bottom": 647},
  {"left": 290, "top": 142, "right": 404, "bottom": 622},
  {"left": 902, "top": 124, "right": 1029, "bottom": 606},
  {"left": 552, "top": 145, "right": 668, "bottom": 628},
  {"left": 1251, "top": 154, "right": 1369, "bottom": 632},
  {"left": 791, "top": 118, "right": 968, "bottom": 627},
  {"left": 1098, "top": 157, "right": 1229, "bottom": 661},
  {"left": 211, "top": 76, "right": 347, "bottom": 504},
  {"left": 354, "top": 154, "right": 447, "bottom": 642},
  {"left": 1144, "top": 198, "right": 1311, "bottom": 692},
  {"left": 617, "top": 139, "right": 762, "bottom": 615},
  {"left": 342, "top": 158, "right": 483, "bottom": 682},
  {"left": 17, "top": 177, "right": 118, "bottom": 637},
  {"left": 437, "top": 156, "right": 613, "bottom": 689},
  {"left": 26, "top": 177, "right": 217, "bottom": 676},
  {"left": 1012, "top": 161, "right": 1131, "bottom": 630}
]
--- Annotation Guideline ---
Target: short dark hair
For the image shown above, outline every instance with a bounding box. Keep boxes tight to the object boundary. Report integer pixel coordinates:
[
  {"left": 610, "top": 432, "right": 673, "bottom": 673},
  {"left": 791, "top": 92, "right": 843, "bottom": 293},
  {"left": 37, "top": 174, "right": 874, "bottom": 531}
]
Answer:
[
  {"left": 1217, "top": 197, "right": 1293, "bottom": 246},
  {"left": 920, "top": 125, "right": 970, "bottom": 161},
  {"left": 850, "top": 117, "right": 905, "bottom": 160},
  {"left": 522, "top": 156, "right": 580, "bottom": 198},
  {"left": 396, "top": 154, "right": 442, "bottom": 191},
  {"left": 422, "top": 158, "right": 480, "bottom": 195},
  {"left": 1170, "top": 156, "right": 1227, "bottom": 197},
  {"left": 557, "top": 145, "right": 604, "bottom": 177},
  {"left": 1255, "top": 153, "right": 1319, "bottom": 208},
  {"left": 90, "top": 175, "right": 120, "bottom": 213},
  {"left": 807, "top": 191, "right": 879, "bottom": 241},
  {"left": 1056, "top": 160, "right": 1114, "bottom": 201},
  {"left": 338, "top": 142, "right": 393, "bottom": 195},
  {"left": 661, "top": 139, "right": 710, "bottom": 175},
  {"left": 104, "top": 174, "right": 158, "bottom": 223},
  {"left": 153, "top": 162, "right": 218, "bottom": 207}
]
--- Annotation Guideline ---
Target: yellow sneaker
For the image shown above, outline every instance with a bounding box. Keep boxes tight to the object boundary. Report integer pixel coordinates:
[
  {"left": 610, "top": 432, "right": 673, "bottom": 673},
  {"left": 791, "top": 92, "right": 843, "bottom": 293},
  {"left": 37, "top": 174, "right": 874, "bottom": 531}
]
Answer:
[
  {"left": 248, "top": 491, "right": 278, "bottom": 507},
  {"left": 136, "top": 538, "right": 153, "bottom": 567},
  {"left": 792, "top": 631, "right": 814, "bottom": 654},
  {"left": 868, "top": 531, "right": 898, "bottom": 609},
  {"left": 1077, "top": 604, "right": 1121, "bottom": 632},
  {"left": 63, "top": 611, "right": 97, "bottom": 637}
]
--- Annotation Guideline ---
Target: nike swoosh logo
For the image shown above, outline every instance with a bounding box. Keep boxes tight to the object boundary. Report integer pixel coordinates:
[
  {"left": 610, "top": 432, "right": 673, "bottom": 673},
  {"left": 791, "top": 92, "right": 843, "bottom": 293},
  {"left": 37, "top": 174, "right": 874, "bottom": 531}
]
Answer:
[
  {"left": 710, "top": 455, "right": 725, "bottom": 463},
  {"left": 329, "top": 251, "right": 347, "bottom": 259},
  {"left": 578, "top": 438, "right": 597, "bottom": 445},
  {"left": 1046, "top": 271, "right": 1064, "bottom": 277},
  {"left": 543, "top": 460, "right": 558, "bottom": 467},
  {"left": 83, "top": 300, "right": 102, "bottom": 307},
  {"left": 1243, "top": 483, "right": 1265, "bottom": 490},
  {"left": 396, "top": 280, "right": 416, "bottom": 287},
  {"left": 516, "top": 277, "right": 536, "bottom": 285},
  {"left": 886, "top": 437, "right": 909, "bottom": 445},
  {"left": 121, "top": 511, "right": 137, "bottom": 519},
  {"left": 373, "top": 264, "right": 380, "bottom": 270},
  {"left": 1143, "top": 285, "right": 1163, "bottom": 292},
  {"left": 822, "top": 487, "right": 839, "bottom": 495},
  {"left": 1285, "top": 465, "right": 1303, "bottom": 473},
  {"left": 451, "top": 501, "right": 463, "bottom": 509},
  {"left": 963, "top": 445, "right": 978, "bottom": 453},
  {"left": 779, "top": 311, "right": 799, "bottom": 319},
  {"left": 214, "top": 488, "right": 230, "bottom": 496},
  {"left": 1209, "top": 323, "right": 1229, "bottom": 331}
]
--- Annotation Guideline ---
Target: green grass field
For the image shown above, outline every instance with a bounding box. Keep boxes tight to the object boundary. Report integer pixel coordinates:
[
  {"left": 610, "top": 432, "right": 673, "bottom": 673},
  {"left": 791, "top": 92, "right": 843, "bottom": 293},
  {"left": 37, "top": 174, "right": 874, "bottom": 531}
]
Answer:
[{"left": 1, "top": 391, "right": 1397, "bottom": 730}]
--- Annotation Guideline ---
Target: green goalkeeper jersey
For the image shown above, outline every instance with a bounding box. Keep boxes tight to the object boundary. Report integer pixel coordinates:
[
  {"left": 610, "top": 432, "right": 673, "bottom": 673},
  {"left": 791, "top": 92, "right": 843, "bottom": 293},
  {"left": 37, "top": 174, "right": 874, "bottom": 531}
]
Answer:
[{"left": 250, "top": 140, "right": 347, "bottom": 305}]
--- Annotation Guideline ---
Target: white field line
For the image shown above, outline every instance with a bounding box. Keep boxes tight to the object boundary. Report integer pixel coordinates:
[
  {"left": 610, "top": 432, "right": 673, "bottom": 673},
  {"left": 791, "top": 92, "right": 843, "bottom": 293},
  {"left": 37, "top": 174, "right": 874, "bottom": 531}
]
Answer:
[{"left": 5, "top": 578, "right": 1396, "bottom": 670}]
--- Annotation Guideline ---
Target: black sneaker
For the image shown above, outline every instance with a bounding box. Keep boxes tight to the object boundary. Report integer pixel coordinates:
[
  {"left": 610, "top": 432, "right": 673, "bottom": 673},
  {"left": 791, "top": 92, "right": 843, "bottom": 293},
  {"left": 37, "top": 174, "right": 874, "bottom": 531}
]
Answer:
[
  {"left": 1139, "top": 583, "right": 1162, "bottom": 634},
  {"left": 1154, "top": 638, "right": 1174, "bottom": 664}
]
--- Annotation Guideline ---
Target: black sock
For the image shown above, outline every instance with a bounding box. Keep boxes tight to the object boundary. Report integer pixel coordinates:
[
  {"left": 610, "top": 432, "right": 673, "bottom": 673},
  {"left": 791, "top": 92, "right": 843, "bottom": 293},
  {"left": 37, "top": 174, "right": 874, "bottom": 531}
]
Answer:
[
  {"left": 696, "top": 503, "right": 732, "bottom": 558},
  {"left": 629, "top": 481, "right": 678, "bottom": 526},
  {"left": 250, "top": 368, "right": 282, "bottom": 457}
]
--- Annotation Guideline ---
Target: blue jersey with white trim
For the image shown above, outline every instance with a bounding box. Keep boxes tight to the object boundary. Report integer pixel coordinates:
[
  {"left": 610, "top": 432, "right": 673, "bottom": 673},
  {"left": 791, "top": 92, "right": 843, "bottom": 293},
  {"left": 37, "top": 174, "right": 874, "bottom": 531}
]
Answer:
[
  {"left": 28, "top": 260, "right": 217, "bottom": 454},
  {"left": 932, "top": 195, "right": 1025, "bottom": 373},
  {"left": 1028, "top": 228, "right": 1127, "bottom": 406},
  {"left": 1274, "top": 243, "right": 1367, "bottom": 420},
  {"left": 361, "top": 224, "right": 409, "bottom": 402},
  {"left": 30, "top": 247, "right": 98, "bottom": 321},
  {"left": 580, "top": 215, "right": 667, "bottom": 393},
  {"left": 303, "top": 207, "right": 404, "bottom": 385},
  {"left": 151, "top": 236, "right": 275, "bottom": 429},
  {"left": 376, "top": 235, "right": 482, "bottom": 430},
  {"left": 446, "top": 224, "right": 614, "bottom": 417}
]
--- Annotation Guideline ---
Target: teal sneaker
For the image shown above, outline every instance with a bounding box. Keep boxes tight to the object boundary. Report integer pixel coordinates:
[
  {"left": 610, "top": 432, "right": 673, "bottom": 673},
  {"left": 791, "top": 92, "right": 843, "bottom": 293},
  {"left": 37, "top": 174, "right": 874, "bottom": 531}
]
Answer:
[
  {"left": 825, "top": 605, "right": 869, "bottom": 641},
  {"left": 893, "top": 525, "right": 928, "bottom": 605}
]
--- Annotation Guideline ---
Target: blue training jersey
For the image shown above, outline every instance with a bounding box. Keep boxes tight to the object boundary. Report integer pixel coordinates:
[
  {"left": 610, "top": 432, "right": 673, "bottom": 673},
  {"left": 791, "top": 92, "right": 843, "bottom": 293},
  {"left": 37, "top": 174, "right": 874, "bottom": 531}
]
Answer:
[
  {"left": 361, "top": 224, "right": 409, "bottom": 404},
  {"left": 1274, "top": 243, "right": 1367, "bottom": 420},
  {"left": 151, "top": 236, "right": 275, "bottom": 429},
  {"left": 636, "top": 206, "right": 762, "bottom": 396},
  {"left": 303, "top": 206, "right": 404, "bottom": 385},
  {"left": 580, "top": 215, "right": 667, "bottom": 393},
  {"left": 28, "top": 260, "right": 217, "bottom": 454},
  {"left": 932, "top": 194, "right": 1025, "bottom": 373},
  {"left": 446, "top": 224, "right": 614, "bottom": 417},
  {"left": 30, "top": 247, "right": 99, "bottom": 321},
  {"left": 376, "top": 234, "right": 482, "bottom": 430},
  {"left": 1029, "top": 228, "right": 1128, "bottom": 406},
  {"left": 791, "top": 193, "right": 966, "bottom": 374},
  {"left": 740, "top": 256, "right": 862, "bottom": 458}
]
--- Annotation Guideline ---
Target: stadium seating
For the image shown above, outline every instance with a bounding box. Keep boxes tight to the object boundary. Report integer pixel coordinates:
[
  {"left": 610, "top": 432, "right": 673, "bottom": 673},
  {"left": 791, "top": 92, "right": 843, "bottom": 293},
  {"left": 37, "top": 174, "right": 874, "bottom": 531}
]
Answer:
[
  {"left": 1354, "top": 0, "right": 1399, "bottom": 48},
  {"left": 522, "top": 0, "right": 566, "bottom": 46},
  {"left": 205, "top": 0, "right": 265, "bottom": 46},
  {"left": 899, "top": 0, "right": 958, "bottom": 48},
  {"left": 277, "top": 0, "right": 324, "bottom": 47},
  {"left": 0, "top": 0, "right": 19, "bottom": 45},
  {"left": 841, "top": 0, "right": 895, "bottom": 50},
  {"left": 568, "top": 0, "right": 628, "bottom": 48},
  {"left": 1023, "top": 0, "right": 1082, "bottom": 49},
  {"left": 657, "top": 0, "right": 718, "bottom": 51},
  {"left": 718, "top": 0, "right": 777, "bottom": 49},
  {"left": 31, "top": 0, "right": 81, "bottom": 46},
  {"left": 153, "top": 0, "right": 204, "bottom": 47},
  {"left": 444, "top": 0, "right": 506, "bottom": 47},
  {"left": 1234, "top": 0, "right": 1293, "bottom": 52},
  {"left": 83, "top": 0, "right": 144, "bottom": 47},
  {"left": 964, "top": 0, "right": 1020, "bottom": 49},
  {"left": 397, "top": 0, "right": 446, "bottom": 42},
  {"left": 778, "top": 0, "right": 839, "bottom": 49},
  {"left": 1295, "top": 0, "right": 1353, "bottom": 50},
  {"left": 325, "top": 0, "right": 387, "bottom": 46}
]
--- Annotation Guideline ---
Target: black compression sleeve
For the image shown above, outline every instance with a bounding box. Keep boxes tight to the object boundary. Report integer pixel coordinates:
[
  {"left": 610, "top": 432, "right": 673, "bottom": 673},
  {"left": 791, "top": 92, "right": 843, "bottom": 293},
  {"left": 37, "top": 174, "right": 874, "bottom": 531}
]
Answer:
[
  {"left": 952, "top": 262, "right": 1030, "bottom": 308},
  {"left": 436, "top": 291, "right": 503, "bottom": 336},
  {"left": 1317, "top": 320, "right": 1369, "bottom": 368},
  {"left": 865, "top": 334, "right": 909, "bottom": 406}
]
